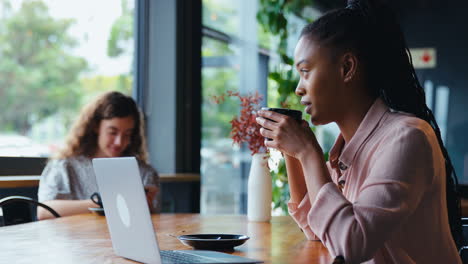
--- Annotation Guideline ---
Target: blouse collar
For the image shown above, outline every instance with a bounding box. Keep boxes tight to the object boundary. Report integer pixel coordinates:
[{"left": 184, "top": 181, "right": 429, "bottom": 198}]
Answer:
[{"left": 329, "top": 98, "right": 389, "bottom": 171}]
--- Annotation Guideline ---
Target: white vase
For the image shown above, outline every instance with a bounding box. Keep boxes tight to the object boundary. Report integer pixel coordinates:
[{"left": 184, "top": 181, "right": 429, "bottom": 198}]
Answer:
[{"left": 247, "top": 153, "right": 272, "bottom": 222}]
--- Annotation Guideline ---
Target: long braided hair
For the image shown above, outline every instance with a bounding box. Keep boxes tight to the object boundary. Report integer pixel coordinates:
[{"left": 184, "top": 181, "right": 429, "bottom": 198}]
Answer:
[{"left": 300, "top": 0, "right": 463, "bottom": 249}]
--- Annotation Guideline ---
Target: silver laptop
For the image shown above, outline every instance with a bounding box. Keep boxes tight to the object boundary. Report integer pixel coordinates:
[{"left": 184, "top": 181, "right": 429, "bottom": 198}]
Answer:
[{"left": 92, "top": 157, "right": 262, "bottom": 264}]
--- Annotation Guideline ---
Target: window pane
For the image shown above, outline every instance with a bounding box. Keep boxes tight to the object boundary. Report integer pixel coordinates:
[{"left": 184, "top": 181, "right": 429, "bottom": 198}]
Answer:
[{"left": 0, "top": 0, "right": 134, "bottom": 157}]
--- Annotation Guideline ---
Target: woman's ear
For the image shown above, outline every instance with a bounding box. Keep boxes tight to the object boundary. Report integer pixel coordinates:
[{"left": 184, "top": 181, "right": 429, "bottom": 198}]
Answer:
[{"left": 341, "top": 52, "right": 358, "bottom": 83}]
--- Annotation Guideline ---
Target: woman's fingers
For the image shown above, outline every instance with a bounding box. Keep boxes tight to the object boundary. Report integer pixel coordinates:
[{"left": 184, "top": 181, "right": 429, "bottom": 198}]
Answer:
[
  {"left": 256, "top": 110, "right": 298, "bottom": 130},
  {"left": 257, "top": 110, "right": 282, "bottom": 122},
  {"left": 259, "top": 127, "right": 275, "bottom": 139},
  {"left": 144, "top": 185, "right": 158, "bottom": 206},
  {"left": 256, "top": 116, "right": 277, "bottom": 130},
  {"left": 145, "top": 185, "right": 158, "bottom": 194},
  {"left": 256, "top": 110, "right": 317, "bottom": 156}
]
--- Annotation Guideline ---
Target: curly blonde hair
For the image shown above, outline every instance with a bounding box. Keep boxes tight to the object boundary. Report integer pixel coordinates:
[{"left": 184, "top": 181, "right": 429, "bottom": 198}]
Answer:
[{"left": 55, "top": 91, "right": 149, "bottom": 162}]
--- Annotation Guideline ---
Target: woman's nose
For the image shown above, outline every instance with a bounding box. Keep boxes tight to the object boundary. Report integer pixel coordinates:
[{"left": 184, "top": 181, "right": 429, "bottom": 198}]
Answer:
[
  {"left": 295, "top": 81, "right": 306, "bottom": 96},
  {"left": 114, "top": 135, "right": 122, "bottom": 146}
]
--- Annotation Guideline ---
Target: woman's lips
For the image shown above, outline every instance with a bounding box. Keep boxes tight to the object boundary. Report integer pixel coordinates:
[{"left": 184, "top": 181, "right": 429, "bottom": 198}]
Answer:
[
  {"left": 301, "top": 101, "right": 311, "bottom": 114},
  {"left": 110, "top": 148, "right": 122, "bottom": 155},
  {"left": 304, "top": 104, "right": 312, "bottom": 114}
]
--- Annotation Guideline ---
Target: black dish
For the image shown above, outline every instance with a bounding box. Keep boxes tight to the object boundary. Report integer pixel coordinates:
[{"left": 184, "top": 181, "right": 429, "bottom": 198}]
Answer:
[{"left": 177, "top": 234, "right": 249, "bottom": 250}]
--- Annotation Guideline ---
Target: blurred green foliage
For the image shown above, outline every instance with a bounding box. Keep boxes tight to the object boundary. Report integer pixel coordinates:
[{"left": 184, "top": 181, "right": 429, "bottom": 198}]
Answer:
[
  {"left": 107, "top": 0, "right": 133, "bottom": 58},
  {"left": 0, "top": 0, "right": 88, "bottom": 133},
  {"left": 271, "top": 157, "right": 290, "bottom": 213}
]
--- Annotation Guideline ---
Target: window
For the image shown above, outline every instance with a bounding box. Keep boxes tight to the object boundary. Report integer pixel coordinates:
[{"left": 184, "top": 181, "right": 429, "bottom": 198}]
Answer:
[
  {"left": 200, "top": 0, "right": 342, "bottom": 215},
  {"left": 201, "top": 0, "right": 264, "bottom": 214},
  {"left": 0, "top": 0, "right": 135, "bottom": 158}
]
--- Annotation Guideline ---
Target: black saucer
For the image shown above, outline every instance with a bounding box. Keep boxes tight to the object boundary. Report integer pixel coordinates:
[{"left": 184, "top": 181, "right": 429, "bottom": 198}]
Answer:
[{"left": 177, "top": 234, "right": 249, "bottom": 250}]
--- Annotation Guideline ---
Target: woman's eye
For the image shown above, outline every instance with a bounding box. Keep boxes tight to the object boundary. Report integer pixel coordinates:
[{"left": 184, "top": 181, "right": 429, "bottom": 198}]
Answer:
[{"left": 300, "top": 69, "right": 309, "bottom": 73}]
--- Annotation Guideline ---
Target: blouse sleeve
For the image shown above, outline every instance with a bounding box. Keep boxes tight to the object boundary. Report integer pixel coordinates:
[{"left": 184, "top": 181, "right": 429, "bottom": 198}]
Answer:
[
  {"left": 139, "top": 162, "right": 161, "bottom": 213},
  {"left": 141, "top": 166, "right": 160, "bottom": 187},
  {"left": 37, "top": 159, "right": 73, "bottom": 202},
  {"left": 287, "top": 195, "right": 320, "bottom": 241},
  {"left": 307, "top": 126, "right": 434, "bottom": 263}
]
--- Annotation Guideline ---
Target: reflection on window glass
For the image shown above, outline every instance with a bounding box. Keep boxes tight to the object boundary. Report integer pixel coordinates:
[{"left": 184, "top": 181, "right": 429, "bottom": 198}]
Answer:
[
  {"left": 201, "top": 0, "right": 265, "bottom": 215},
  {"left": 203, "top": 36, "right": 235, "bottom": 57},
  {"left": 202, "top": 0, "right": 238, "bottom": 36},
  {"left": 201, "top": 0, "right": 243, "bottom": 216},
  {"left": 434, "top": 86, "right": 449, "bottom": 143},
  {"left": 201, "top": 0, "right": 322, "bottom": 215},
  {"left": 424, "top": 80, "right": 434, "bottom": 110},
  {"left": 0, "top": 0, "right": 134, "bottom": 157},
  {"left": 201, "top": 36, "right": 242, "bottom": 213}
]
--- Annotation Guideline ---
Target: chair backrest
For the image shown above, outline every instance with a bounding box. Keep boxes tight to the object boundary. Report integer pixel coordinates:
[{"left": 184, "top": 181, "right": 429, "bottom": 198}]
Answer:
[
  {"left": 0, "top": 196, "right": 60, "bottom": 226},
  {"left": 332, "top": 256, "right": 345, "bottom": 264},
  {"left": 461, "top": 218, "right": 468, "bottom": 263},
  {"left": 459, "top": 246, "right": 468, "bottom": 264}
]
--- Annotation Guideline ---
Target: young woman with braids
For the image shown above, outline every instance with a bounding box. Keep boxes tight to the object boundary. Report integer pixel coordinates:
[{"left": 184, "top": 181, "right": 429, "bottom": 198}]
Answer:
[
  {"left": 37, "top": 91, "right": 159, "bottom": 219},
  {"left": 256, "top": 0, "right": 462, "bottom": 263}
]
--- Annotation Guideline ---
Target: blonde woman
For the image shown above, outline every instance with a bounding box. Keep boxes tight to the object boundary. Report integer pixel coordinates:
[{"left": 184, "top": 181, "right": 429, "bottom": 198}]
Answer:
[{"left": 37, "top": 91, "right": 159, "bottom": 220}]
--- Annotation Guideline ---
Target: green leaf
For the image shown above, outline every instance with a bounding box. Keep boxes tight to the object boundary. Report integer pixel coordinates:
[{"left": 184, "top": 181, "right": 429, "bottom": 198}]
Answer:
[
  {"left": 281, "top": 54, "right": 294, "bottom": 65},
  {"left": 269, "top": 72, "right": 282, "bottom": 82}
]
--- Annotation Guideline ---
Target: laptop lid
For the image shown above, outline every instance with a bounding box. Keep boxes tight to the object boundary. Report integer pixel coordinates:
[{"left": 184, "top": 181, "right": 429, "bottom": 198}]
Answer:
[{"left": 93, "top": 157, "right": 162, "bottom": 264}]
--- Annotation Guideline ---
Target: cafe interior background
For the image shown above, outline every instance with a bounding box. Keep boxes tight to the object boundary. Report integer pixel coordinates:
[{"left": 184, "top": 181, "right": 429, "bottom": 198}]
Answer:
[{"left": 0, "top": 0, "right": 467, "bottom": 221}]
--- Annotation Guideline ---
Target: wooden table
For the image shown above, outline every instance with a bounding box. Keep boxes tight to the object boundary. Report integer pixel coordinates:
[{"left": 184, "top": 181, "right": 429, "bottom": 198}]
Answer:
[
  {"left": 0, "top": 173, "right": 201, "bottom": 188},
  {"left": 0, "top": 214, "right": 333, "bottom": 263}
]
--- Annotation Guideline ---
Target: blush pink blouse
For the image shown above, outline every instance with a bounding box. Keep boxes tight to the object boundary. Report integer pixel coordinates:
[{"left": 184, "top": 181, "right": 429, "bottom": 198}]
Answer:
[{"left": 288, "top": 98, "right": 461, "bottom": 263}]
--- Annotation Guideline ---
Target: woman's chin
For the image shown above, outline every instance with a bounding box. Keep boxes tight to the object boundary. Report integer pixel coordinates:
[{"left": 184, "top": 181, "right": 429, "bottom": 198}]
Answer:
[
  {"left": 310, "top": 120, "right": 321, "bottom": 126},
  {"left": 310, "top": 115, "right": 329, "bottom": 126}
]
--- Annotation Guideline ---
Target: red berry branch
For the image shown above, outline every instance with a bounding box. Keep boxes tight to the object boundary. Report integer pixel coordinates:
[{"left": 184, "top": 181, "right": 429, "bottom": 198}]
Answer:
[{"left": 212, "top": 91, "right": 268, "bottom": 155}]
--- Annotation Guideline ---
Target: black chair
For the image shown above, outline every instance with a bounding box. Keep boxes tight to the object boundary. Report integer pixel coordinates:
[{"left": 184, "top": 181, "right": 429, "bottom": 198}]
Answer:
[
  {"left": 460, "top": 218, "right": 468, "bottom": 263},
  {"left": 460, "top": 246, "right": 468, "bottom": 264},
  {"left": 332, "top": 256, "right": 345, "bottom": 264},
  {"left": 0, "top": 196, "right": 60, "bottom": 226}
]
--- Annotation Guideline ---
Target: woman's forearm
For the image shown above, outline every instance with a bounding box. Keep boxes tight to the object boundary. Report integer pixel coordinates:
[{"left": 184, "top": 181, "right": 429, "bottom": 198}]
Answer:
[
  {"left": 37, "top": 199, "right": 97, "bottom": 220},
  {"left": 299, "top": 150, "right": 332, "bottom": 204},
  {"left": 285, "top": 154, "right": 308, "bottom": 204}
]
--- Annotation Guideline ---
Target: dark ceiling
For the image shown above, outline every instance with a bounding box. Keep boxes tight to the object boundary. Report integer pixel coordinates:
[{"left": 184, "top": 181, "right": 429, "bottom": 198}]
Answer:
[
  {"left": 313, "top": 0, "right": 346, "bottom": 12},
  {"left": 313, "top": 0, "right": 447, "bottom": 12}
]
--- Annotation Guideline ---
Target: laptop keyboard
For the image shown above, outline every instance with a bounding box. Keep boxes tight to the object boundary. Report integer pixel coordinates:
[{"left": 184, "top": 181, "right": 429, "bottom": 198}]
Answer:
[{"left": 160, "top": 250, "right": 217, "bottom": 263}]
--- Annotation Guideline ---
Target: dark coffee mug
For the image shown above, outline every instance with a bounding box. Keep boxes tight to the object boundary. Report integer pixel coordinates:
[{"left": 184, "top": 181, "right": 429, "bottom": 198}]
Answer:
[
  {"left": 90, "top": 192, "right": 103, "bottom": 208},
  {"left": 261, "top": 107, "right": 302, "bottom": 140},
  {"left": 261, "top": 107, "right": 302, "bottom": 121}
]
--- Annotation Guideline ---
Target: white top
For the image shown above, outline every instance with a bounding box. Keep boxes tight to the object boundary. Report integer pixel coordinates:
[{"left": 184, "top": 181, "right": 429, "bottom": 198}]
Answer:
[{"left": 38, "top": 155, "right": 160, "bottom": 211}]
